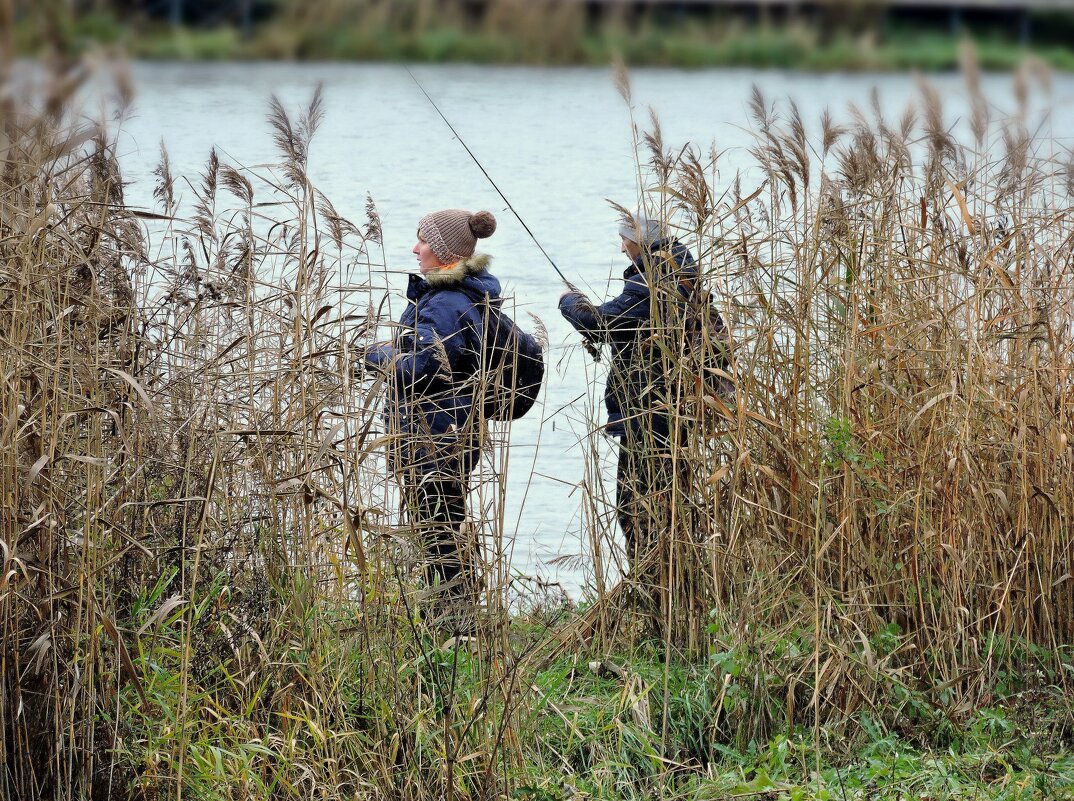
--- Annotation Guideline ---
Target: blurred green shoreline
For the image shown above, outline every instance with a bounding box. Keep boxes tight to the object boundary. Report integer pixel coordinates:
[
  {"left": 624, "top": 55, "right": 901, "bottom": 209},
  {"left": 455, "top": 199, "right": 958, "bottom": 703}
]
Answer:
[{"left": 17, "top": 12, "right": 1074, "bottom": 71}]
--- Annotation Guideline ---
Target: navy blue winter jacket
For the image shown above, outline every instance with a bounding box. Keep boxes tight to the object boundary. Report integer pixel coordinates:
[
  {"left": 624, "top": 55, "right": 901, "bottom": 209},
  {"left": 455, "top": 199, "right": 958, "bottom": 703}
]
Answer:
[
  {"left": 559, "top": 238, "right": 697, "bottom": 440},
  {"left": 366, "top": 254, "right": 500, "bottom": 477}
]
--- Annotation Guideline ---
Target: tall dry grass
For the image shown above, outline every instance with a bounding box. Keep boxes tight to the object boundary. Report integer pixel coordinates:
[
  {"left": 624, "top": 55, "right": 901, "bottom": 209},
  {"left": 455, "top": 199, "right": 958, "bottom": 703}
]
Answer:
[
  {"left": 570, "top": 53, "right": 1074, "bottom": 743},
  {"left": 3, "top": 14, "right": 1074, "bottom": 798},
  {"left": 0, "top": 41, "right": 553, "bottom": 801}
]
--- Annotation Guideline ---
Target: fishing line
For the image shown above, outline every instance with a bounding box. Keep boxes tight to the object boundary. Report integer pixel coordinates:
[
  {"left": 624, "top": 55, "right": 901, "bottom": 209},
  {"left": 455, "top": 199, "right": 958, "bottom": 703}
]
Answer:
[
  {"left": 406, "top": 66, "right": 602, "bottom": 361},
  {"left": 405, "top": 66, "right": 575, "bottom": 289}
]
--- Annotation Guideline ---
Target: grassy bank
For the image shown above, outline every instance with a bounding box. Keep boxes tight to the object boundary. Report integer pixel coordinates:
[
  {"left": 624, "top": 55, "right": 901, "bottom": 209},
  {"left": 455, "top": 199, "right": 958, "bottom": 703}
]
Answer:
[
  {"left": 123, "top": 606, "right": 1074, "bottom": 799},
  {"left": 4, "top": 7, "right": 1074, "bottom": 799},
  {"left": 14, "top": 6, "right": 1074, "bottom": 71}
]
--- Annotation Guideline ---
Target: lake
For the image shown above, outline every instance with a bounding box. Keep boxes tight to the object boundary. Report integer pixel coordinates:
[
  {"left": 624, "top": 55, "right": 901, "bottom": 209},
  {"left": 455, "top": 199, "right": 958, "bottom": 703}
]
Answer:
[{"left": 114, "top": 62, "right": 1074, "bottom": 596}]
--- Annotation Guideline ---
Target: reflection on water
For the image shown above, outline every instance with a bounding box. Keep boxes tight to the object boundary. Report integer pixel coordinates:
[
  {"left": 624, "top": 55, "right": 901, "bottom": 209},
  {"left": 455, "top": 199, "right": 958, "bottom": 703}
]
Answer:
[{"left": 117, "top": 62, "right": 1074, "bottom": 596}]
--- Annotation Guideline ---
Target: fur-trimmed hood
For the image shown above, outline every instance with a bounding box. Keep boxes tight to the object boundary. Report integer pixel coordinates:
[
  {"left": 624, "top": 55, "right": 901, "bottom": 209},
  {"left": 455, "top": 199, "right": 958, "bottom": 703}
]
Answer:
[
  {"left": 407, "top": 253, "right": 500, "bottom": 301},
  {"left": 424, "top": 252, "right": 492, "bottom": 286}
]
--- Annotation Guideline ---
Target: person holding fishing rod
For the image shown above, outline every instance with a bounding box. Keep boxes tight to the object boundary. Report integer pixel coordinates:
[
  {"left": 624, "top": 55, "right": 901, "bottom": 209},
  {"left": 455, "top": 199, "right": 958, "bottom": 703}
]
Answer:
[
  {"left": 364, "top": 209, "right": 543, "bottom": 634},
  {"left": 559, "top": 208, "right": 708, "bottom": 591}
]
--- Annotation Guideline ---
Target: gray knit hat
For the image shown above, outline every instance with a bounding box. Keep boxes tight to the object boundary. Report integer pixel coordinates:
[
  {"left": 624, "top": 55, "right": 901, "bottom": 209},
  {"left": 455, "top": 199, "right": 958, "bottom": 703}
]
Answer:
[
  {"left": 618, "top": 208, "right": 663, "bottom": 248},
  {"left": 418, "top": 208, "right": 497, "bottom": 264}
]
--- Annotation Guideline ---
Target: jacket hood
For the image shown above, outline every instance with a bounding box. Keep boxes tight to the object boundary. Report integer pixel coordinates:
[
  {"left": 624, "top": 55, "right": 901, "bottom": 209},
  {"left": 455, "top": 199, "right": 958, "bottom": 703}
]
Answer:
[
  {"left": 623, "top": 238, "right": 698, "bottom": 302},
  {"left": 631, "top": 238, "right": 695, "bottom": 273},
  {"left": 408, "top": 253, "right": 500, "bottom": 300},
  {"left": 424, "top": 253, "right": 492, "bottom": 285}
]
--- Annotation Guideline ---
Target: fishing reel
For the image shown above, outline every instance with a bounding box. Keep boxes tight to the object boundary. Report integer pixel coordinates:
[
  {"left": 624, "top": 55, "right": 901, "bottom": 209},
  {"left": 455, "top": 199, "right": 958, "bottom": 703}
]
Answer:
[{"left": 582, "top": 338, "right": 602, "bottom": 362}]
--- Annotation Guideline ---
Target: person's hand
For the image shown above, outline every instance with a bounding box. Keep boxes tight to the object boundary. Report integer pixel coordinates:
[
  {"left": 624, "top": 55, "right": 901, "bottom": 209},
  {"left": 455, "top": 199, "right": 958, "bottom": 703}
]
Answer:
[
  {"left": 357, "top": 342, "right": 392, "bottom": 376},
  {"left": 350, "top": 345, "right": 370, "bottom": 379}
]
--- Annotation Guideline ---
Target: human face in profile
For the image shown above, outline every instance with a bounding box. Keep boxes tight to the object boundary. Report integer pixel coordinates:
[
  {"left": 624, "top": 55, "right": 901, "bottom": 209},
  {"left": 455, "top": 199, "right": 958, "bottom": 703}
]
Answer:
[{"left": 413, "top": 234, "right": 445, "bottom": 275}]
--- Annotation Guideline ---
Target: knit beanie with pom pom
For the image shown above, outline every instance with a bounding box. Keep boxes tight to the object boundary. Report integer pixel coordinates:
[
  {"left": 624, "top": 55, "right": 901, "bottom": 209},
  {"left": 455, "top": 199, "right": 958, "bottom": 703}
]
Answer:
[{"left": 418, "top": 209, "right": 497, "bottom": 264}]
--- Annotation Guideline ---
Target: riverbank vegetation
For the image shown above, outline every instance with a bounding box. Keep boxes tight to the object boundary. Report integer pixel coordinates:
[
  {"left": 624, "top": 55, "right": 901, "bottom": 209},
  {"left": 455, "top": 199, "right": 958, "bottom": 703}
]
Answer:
[
  {"left": 13, "top": 0, "right": 1074, "bottom": 71},
  {"left": 4, "top": 9, "right": 1074, "bottom": 799}
]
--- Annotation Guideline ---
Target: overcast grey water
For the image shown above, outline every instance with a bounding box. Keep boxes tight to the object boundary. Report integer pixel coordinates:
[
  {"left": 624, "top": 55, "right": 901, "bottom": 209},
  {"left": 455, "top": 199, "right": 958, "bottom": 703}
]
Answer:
[{"left": 115, "top": 62, "right": 1074, "bottom": 596}]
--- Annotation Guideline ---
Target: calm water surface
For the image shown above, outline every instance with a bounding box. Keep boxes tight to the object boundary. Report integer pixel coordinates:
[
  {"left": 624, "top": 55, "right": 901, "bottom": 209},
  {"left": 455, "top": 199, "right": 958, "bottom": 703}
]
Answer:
[{"left": 116, "top": 63, "right": 1074, "bottom": 596}]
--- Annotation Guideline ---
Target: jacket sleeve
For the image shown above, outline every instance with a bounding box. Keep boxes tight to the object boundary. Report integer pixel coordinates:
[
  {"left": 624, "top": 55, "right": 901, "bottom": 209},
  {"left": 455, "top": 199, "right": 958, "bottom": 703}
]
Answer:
[
  {"left": 379, "top": 295, "right": 473, "bottom": 393},
  {"left": 559, "top": 282, "right": 649, "bottom": 341},
  {"left": 364, "top": 342, "right": 396, "bottom": 369}
]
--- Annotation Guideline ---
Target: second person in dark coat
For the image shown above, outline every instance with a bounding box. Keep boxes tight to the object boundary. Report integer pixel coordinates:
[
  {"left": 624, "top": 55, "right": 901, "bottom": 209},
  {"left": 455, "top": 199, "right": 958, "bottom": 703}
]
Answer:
[{"left": 559, "top": 209, "right": 698, "bottom": 580}]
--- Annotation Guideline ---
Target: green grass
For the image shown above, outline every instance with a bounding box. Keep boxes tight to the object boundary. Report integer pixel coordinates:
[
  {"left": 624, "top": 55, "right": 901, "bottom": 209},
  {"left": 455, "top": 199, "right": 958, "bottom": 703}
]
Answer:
[
  {"left": 115, "top": 600, "right": 1074, "bottom": 800},
  {"left": 135, "top": 26, "right": 243, "bottom": 61},
  {"left": 104, "top": 562, "right": 1074, "bottom": 801},
  {"left": 14, "top": 11, "right": 1074, "bottom": 71},
  {"left": 511, "top": 638, "right": 1074, "bottom": 800}
]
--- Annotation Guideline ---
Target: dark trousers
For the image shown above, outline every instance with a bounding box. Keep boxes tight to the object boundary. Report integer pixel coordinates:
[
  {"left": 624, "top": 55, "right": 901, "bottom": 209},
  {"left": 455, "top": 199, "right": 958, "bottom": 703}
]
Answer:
[
  {"left": 615, "top": 433, "right": 673, "bottom": 578},
  {"left": 401, "top": 474, "right": 476, "bottom": 617}
]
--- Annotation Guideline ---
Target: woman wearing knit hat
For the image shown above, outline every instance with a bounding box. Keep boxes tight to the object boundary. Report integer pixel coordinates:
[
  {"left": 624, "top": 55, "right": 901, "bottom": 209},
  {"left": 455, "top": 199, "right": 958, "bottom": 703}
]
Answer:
[
  {"left": 365, "top": 208, "right": 539, "bottom": 633},
  {"left": 558, "top": 208, "right": 703, "bottom": 590}
]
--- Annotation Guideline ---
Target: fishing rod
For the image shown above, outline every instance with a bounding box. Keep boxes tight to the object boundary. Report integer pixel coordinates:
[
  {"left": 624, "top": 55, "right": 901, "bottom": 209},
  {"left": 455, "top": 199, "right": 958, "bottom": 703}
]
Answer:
[
  {"left": 406, "top": 66, "right": 601, "bottom": 361},
  {"left": 405, "top": 66, "right": 575, "bottom": 290}
]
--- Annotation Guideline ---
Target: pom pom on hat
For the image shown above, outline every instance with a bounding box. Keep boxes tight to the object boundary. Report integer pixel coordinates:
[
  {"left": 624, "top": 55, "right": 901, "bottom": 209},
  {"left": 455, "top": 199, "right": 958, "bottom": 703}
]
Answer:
[{"left": 469, "top": 210, "right": 497, "bottom": 239}]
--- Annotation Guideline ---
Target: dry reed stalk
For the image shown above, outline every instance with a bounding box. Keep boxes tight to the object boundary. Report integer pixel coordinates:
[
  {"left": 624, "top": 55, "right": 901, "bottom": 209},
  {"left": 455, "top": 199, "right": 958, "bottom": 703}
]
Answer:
[
  {"left": 0, "top": 42, "right": 550, "bottom": 798},
  {"left": 570, "top": 62, "right": 1074, "bottom": 745}
]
